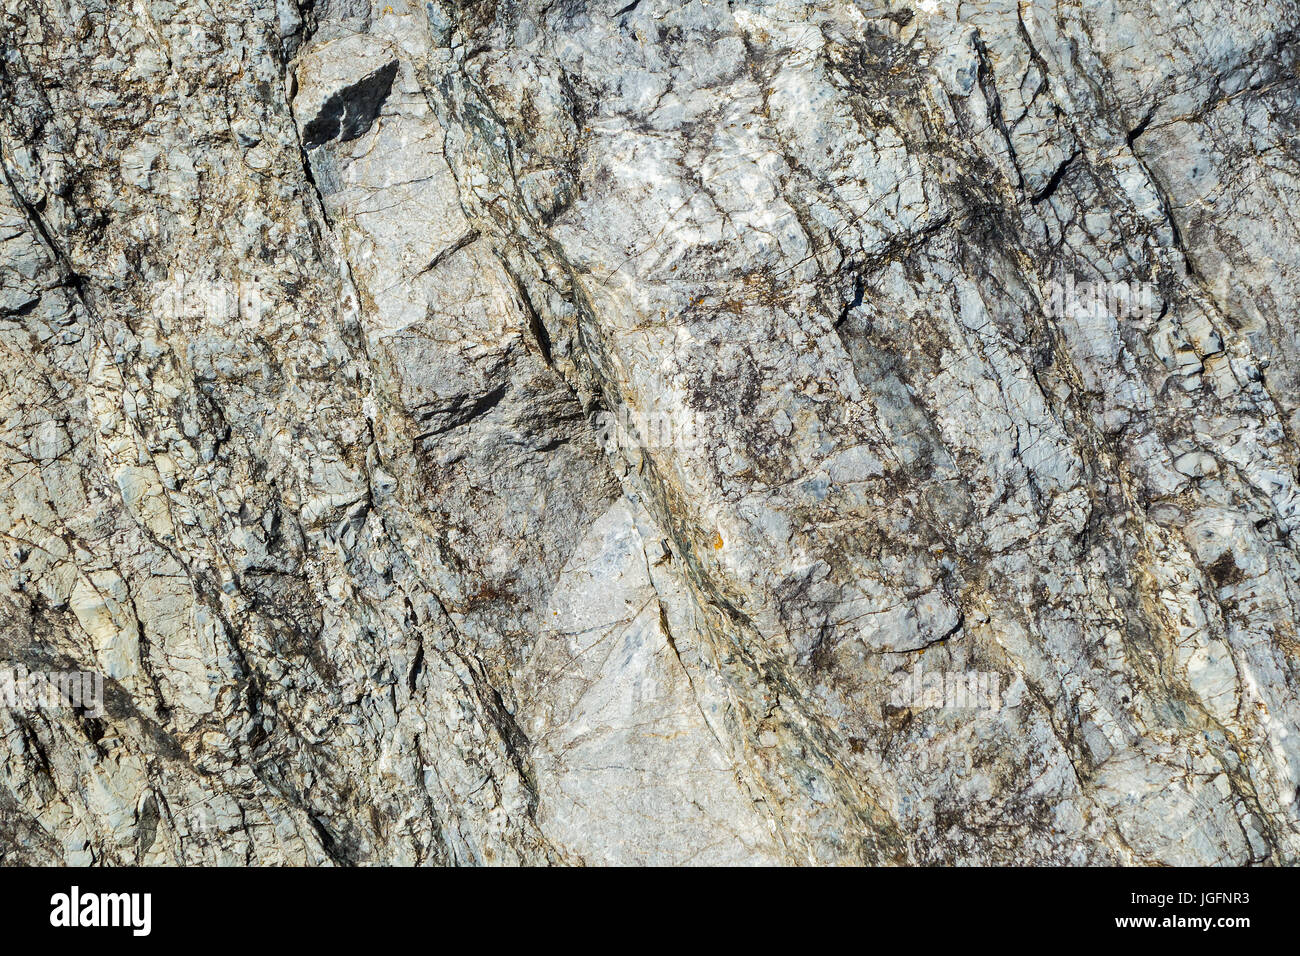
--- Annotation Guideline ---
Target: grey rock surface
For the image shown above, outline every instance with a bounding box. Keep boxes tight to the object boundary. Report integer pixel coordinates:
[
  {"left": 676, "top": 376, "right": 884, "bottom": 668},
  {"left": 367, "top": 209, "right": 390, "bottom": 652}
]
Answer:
[{"left": 1, "top": 0, "right": 1299, "bottom": 865}]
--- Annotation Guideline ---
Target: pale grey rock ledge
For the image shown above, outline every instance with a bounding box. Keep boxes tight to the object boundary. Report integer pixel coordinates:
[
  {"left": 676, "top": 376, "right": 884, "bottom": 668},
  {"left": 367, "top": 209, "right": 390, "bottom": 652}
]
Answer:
[{"left": 1, "top": 0, "right": 1298, "bottom": 865}]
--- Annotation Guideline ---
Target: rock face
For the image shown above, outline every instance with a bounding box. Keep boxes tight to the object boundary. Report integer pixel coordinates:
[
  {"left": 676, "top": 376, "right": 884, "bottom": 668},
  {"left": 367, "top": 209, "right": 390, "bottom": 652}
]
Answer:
[{"left": 1, "top": 0, "right": 1298, "bottom": 866}]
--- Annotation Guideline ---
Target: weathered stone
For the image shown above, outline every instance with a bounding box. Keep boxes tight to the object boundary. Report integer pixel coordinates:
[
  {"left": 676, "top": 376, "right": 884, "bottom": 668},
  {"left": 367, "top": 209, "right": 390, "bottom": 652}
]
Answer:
[{"left": 1, "top": 0, "right": 1298, "bottom": 865}]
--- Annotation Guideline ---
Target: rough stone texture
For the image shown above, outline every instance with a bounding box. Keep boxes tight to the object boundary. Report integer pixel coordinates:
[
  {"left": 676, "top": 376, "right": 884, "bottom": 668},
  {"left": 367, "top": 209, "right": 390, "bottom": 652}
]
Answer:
[{"left": 1, "top": 0, "right": 1299, "bottom": 865}]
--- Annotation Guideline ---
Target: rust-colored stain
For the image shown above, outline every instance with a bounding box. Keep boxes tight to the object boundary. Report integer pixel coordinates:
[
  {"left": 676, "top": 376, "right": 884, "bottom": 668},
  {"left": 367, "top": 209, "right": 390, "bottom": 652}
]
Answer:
[{"left": 711, "top": 531, "right": 724, "bottom": 550}]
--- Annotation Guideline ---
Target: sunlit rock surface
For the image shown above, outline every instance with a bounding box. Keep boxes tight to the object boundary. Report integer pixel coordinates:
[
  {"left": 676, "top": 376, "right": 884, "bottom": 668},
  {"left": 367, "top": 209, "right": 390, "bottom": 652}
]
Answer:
[{"left": 2, "top": 0, "right": 1299, "bottom": 865}]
